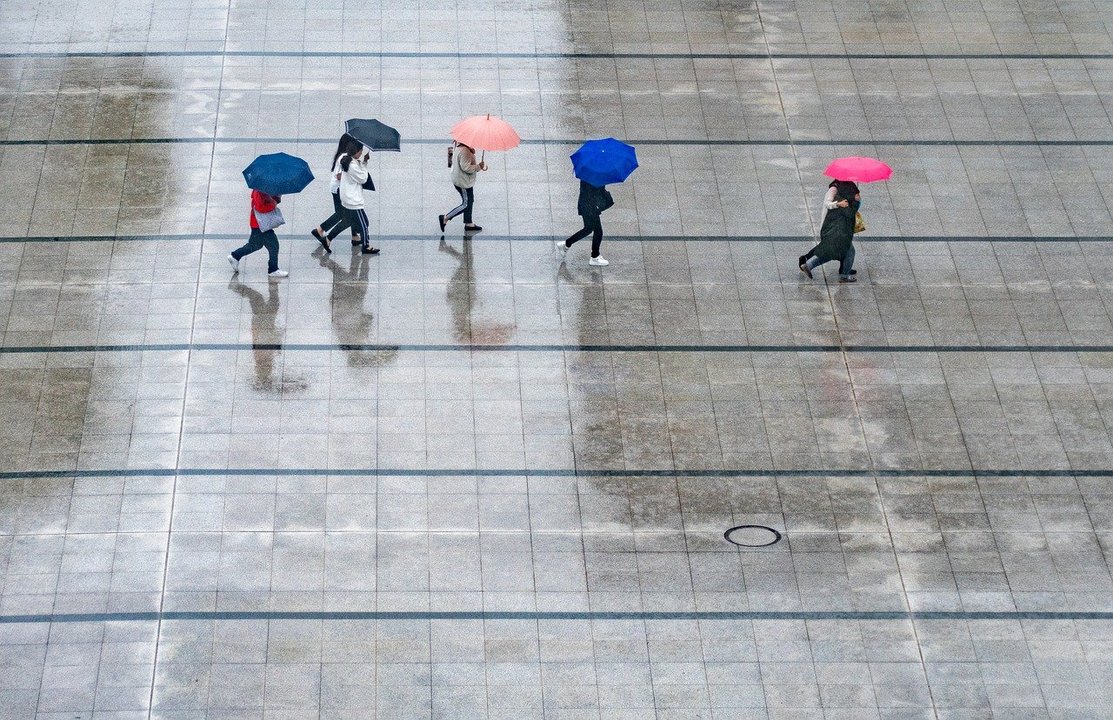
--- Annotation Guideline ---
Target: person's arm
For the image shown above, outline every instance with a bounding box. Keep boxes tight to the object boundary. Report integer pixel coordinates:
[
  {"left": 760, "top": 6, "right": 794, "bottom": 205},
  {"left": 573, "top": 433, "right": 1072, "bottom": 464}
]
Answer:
[
  {"left": 458, "top": 149, "right": 480, "bottom": 174},
  {"left": 345, "top": 154, "right": 369, "bottom": 184},
  {"left": 252, "top": 192, "right": 277, "bottom": 213},
  {"left": 823, "top": 186, "right": 839, "bottom": 210}
]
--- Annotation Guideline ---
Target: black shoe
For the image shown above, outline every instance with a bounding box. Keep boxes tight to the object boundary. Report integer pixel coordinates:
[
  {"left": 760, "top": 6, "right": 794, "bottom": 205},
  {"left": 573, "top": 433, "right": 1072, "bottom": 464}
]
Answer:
[
  {"left": 438, "top": 214, "right": 447, "bottom": 233},
  {"left": 362, "top": 246, "right": 380, "bottom": 255},
  {"left": 352, "top": 238, "right": 362, "bottom": 246},
  {"left": 311, "top": 229, "right": 331, "bottom": 253},
  {"left": 464, "top": 224, "right": 482, "bottom": 233}
]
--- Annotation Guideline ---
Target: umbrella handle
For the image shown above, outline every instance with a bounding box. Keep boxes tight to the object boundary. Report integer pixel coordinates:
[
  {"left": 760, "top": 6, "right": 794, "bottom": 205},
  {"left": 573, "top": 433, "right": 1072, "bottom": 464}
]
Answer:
[{"left": 481, "top": 150, "right": 485, "bottom": 163}]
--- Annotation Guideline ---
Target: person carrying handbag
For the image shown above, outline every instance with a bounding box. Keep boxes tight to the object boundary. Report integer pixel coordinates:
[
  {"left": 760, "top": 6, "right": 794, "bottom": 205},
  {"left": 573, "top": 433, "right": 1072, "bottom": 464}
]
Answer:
[
  {"left": 438, "top": 142, "right": 486, "bottom": 233},
  {"left": 227, "top": 189, "right": 288, "bottom": 278},
  {"left": 555, "top": 180, "right": 614, "bottom": 266}
]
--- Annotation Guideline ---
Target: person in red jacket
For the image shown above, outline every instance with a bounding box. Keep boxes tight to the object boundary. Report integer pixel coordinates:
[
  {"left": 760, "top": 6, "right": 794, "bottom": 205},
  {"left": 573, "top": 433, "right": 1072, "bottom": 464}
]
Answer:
[{"left": 228, "top": 190, "right": 288, "bottom": 278}]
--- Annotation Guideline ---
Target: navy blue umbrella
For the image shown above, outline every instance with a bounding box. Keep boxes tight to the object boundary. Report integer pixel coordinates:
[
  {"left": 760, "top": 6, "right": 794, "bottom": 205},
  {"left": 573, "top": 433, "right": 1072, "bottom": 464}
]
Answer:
[
  {"left": 570, "top": 138, "right": 638, "bottom": 187},
  {"left": 242, "top": 152, "right": 315, "bottom": 196},
  {"left": 345, "top": 118, "right": 401, "bottom": 152}
]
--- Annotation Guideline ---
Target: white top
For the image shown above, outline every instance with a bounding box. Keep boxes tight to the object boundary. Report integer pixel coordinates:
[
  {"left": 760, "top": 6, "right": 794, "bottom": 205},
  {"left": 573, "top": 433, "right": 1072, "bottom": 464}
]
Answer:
[
  {"left": 817, "top": 186, "right": 839, "bottom": 230},
  {"left": 328, "top": 156, "right": 343, "bottom": 194},
  {"left": 339, "top": 153, "right": 369, "bottom": 210},
  {"left": 451, "top": 145, "right": 481, "bottom": 189}
]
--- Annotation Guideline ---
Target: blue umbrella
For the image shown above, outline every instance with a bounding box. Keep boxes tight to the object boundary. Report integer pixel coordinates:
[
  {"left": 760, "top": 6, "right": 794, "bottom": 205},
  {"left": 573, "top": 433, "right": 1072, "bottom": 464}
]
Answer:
[
  {"left": 570, "top": 138, "right": 638, "bottom": 187},
  {"left": 242, "top": 152, "right": 315, "bottom": 196}
]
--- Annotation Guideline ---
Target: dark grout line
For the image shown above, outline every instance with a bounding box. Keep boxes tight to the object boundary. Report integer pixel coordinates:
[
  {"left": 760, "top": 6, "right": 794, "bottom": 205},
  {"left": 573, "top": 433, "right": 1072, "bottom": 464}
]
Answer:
[
  {"left": 1, "top": 342, "right": 1112, "bottom": 354},
  {"left": 1, "top": 233, "right": 1109, "bottom": 244},
  {"left": 0, "top": 609, "right": 1110, "bottom": 623},
  {"left": 0, "top": 468, "right": 1108, "bottom": 480},
  {"left": 2, "top": 50, "right": 1112, "bottom": 60},
  {"left": 3, "top": 137, "right": 1112, "bottom": 147}
]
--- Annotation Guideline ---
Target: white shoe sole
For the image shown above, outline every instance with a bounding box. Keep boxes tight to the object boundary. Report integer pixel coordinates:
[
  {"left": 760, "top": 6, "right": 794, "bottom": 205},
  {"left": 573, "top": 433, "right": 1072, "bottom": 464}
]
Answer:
[{"left": 227, "top": 256, "right": 239, "bottom": 273}]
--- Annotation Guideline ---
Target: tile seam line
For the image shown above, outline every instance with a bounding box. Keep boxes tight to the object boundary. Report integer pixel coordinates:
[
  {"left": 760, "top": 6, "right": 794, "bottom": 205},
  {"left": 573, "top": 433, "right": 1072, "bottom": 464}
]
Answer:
[
  {"left": 2, "top": 234, "right": 1108, "bottom": 244},
  {"left": 1, "top": 610, "right": 1111, "bottom": 623},
  {"left": 2, "top": 51, "right": 1111, "bottom": 60},
  {"left": 2, "top": 137, "right": 1109, "bottom": 147},
  {"left": 0, "top": 468, "right": 1109, "bottom": 479},
  {"left": 1, "top": 343, "right": 1111, "bottom": 353}
]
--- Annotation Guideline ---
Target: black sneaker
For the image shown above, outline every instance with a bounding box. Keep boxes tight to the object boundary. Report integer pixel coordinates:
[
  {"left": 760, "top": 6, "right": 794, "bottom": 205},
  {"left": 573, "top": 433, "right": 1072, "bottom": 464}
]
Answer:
[
  {"left": 464, "top": 224, "right": 482, "bottom": 233},
  {"left": 438, "top": 214, "right": 447, "bottom": 233},
  {"left": 362, "top": 246, "right": 380, "bottom": 255},
  {"left": 352, "top": 238, "right": 362, "bottom": 246},
  {"left": 311, "top": 229, "right": 331, "bottom": 253}
]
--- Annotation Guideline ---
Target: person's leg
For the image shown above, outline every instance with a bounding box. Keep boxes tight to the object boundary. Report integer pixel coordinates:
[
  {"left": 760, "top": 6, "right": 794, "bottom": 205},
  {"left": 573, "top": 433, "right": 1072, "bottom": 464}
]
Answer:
[
  {"left": 324, "top": 193, "right": 352, "bottom": 240},
  {"left": 232, "top": 229, "right": 265, "bottom": 260},
  {"left": 444, "top": 186, "right": 468, "bottom": 222},
  {"left": 839, "top": 245, "right": 855, "bottom": 280},
  {"left": 262, "top": 230, "right": 280, "bottom": 273},
  {"left": 564, "top": 223, "right": 592, "bottom": 247},
  {"left": 589, "top": 215, "right": 603, "bottom": 258},
  {"left": 463, "top": 188, "right": 475, "bottom": 225},
  {"left": 356, "top": 209, "right": 378, "bottom": 253}
]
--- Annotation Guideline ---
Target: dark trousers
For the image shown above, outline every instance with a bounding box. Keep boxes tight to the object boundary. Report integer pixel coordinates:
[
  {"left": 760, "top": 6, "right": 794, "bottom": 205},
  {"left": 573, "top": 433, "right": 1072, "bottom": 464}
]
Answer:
[
  {"left": 347, "top": 207, "right": 371, "bottom": 250},
  {"left": 565, "top": 213, "right": 603, "bottom": 257},
  {"left": 445, "top": 186, "right": 474, "bottom": 224},
  {"left": 232, "top": 228, "right": 279, "bottom": 273},
  {"left": 320, "top": 192, "right": 353, "bottom": 240}
]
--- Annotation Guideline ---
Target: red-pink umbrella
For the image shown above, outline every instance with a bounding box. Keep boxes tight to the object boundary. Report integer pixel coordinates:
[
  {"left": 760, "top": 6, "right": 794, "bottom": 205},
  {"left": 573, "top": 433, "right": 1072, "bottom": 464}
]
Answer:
[
  {"left": 450, "top": 114, "right": 521, "bottom": 161},
  {"left": 824, "top": 156, "right": 892, "bottom": 183}
]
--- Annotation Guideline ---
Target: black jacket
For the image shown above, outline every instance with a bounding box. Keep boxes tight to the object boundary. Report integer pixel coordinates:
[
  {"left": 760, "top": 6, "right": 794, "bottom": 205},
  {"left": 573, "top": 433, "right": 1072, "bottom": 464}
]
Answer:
[{"left": 576, "top": 180, "right": 612, "bottom": 217}]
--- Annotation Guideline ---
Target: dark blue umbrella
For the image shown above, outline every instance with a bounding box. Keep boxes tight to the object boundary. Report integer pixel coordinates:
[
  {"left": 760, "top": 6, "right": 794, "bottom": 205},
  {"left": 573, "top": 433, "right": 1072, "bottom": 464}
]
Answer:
[
  {"left": 570, "top": 138, "right": 638, "bottom": 187},
  {"left": 242, "top": 152, "right": 315, "bottom": 196},
  {"left": 345, "top": 118, "right": 401, "bottom": 152}
]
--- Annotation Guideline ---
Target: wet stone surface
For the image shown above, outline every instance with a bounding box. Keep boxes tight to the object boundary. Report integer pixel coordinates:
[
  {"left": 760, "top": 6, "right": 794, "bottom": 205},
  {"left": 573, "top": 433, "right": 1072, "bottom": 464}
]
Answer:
[{"left": 2, "top": 0, "right": 1113, "bottom": 717}]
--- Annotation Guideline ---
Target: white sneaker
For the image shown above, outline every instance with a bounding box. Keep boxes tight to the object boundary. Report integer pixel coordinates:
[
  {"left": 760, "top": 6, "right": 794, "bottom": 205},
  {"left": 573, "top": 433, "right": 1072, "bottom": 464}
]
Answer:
[
  {"left": 268, "top": 269, "right": 289, "bottom": 278},
  {"left": 227, "top": 255, "right": 239, "bottom": 273},
  {"left": 588, "top": 255, "right": 609, "bottom": 266},
  {"left": 555, "top": 239, "right": 567, "bottom": 258}
]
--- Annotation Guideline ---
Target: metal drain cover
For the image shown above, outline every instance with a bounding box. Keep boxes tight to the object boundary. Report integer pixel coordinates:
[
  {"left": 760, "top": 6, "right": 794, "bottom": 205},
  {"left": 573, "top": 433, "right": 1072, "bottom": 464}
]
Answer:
[{"left": 724, "top": 525, "right": 782, "bottom": 547}]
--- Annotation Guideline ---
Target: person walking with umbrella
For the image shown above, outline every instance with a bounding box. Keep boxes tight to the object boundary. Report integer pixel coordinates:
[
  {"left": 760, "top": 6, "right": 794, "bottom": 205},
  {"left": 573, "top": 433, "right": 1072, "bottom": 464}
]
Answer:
[
  {"left": 438, "top": 142, "right": 486, "bottom": 233},
  {"left": 310, "top": 133, "right": 364, "bottom": 253},
  {"left": 229, "top": 152, "right": 315, "bottom": 278},
  {"left": 339, "top": 146, "right": 379, "bottom": 255},
  {"left": 556, "top": 138, "right": 638, "bottom": 267},
  {"left": 799, "top": 180, "right": 860, "bottom": 283},
  {"left": 438, "top": 114, "right": 521, "bottom": 235}
]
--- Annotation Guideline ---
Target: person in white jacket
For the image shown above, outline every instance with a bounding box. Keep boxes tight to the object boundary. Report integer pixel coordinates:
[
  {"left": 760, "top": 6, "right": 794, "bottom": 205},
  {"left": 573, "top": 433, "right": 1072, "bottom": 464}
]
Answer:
[
  {"left": 339, "top": 147, "right": 379, "bottom": 255},
  {"left": 438, "top": 142, "right": 486, "bottom": 234}
]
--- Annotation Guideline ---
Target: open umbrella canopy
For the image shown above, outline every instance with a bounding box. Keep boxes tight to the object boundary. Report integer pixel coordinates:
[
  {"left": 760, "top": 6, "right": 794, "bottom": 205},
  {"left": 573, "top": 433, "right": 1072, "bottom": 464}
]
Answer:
[
  {"left": 824, "top": 156, "right": 892, "bottom": 183},
  {"left": 345, "top": 118, "right": 401, "bottom": 151},
  {"left": 242, "top": 152, "right": 314, "bottom": 196},
  {"left": 570, "top": 138, "right": 638, "bottom": 187},
  {"left": 450, "top": 114, "right": 521, "bottom": 152}
]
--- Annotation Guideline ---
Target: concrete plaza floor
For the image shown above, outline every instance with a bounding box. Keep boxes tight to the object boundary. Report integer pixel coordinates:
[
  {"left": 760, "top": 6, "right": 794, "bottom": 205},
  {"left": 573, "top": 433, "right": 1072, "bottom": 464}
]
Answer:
[{"left": 2, "top": 0, "right": 1113, "bottom": 717}]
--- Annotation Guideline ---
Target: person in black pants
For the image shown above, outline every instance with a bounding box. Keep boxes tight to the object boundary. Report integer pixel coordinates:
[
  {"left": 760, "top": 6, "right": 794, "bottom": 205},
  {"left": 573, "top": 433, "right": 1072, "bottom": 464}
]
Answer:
[
  {"left": 556, "top": 180, "right": 613, "bottom": 266},
  {"left": 310, "top": 134, "right": 364, "bottom": 252}
]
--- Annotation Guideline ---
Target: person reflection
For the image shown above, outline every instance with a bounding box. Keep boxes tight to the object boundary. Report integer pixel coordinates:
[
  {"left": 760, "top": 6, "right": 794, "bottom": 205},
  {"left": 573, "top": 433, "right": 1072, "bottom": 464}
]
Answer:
[
  {"left": 228, "top": 279, "right": 307, "bottom": 392},
  {"left": 314, "top": 247, "right": 397, "bottom": 367},
  {"left": 438, "top": 236, "right": 514, "bottom": 344}
]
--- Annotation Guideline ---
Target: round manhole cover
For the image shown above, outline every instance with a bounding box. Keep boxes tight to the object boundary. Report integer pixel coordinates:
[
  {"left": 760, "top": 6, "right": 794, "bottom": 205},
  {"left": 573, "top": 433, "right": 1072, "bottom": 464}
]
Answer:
[{"left": 724, "top": 525, "right": 782, "bottom": 547}]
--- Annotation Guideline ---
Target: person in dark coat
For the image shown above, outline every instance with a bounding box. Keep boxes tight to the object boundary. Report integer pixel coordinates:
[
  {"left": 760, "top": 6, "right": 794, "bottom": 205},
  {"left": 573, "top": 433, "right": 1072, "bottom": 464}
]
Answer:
[
  {"left": 799, "top": 180, "right": 860, "bottom": 283},
  {"left": 556, "top": 180, "right": 614, "bottom": 266}
]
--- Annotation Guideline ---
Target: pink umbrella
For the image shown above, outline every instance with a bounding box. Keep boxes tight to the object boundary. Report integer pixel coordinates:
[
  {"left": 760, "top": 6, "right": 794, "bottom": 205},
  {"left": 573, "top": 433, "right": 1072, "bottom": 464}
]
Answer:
[
  {"left": 824, "top": 156, "right": 892, "bottom": 183},
  {"left": 450, "top": 114, "right": 521, "bottom": 161}
]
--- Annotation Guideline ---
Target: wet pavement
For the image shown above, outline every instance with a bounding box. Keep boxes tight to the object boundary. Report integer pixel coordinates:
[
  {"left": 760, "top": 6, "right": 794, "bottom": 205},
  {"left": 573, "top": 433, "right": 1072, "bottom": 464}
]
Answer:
[{"left": 3, "top": 0, "right": 1113, "bottom": 718}]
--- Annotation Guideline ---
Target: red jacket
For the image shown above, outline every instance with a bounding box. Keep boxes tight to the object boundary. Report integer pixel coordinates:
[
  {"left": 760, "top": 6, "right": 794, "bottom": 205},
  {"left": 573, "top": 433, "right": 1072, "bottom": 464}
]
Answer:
[{"left": 249, "top": 191, "right": 278, "bottom": 229}]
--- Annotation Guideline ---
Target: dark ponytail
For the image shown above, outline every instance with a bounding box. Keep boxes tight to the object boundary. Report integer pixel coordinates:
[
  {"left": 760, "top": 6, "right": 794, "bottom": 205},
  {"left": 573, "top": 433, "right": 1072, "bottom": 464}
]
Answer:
[{"left": 332, "top": 133, "right": 360, "bottom": 170}]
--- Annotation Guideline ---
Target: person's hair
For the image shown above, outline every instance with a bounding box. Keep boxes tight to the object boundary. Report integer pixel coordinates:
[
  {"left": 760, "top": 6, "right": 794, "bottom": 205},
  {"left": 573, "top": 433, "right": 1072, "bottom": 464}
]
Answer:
[{"left": 332, "top": 133, "right": 362, "bottom": 171}]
